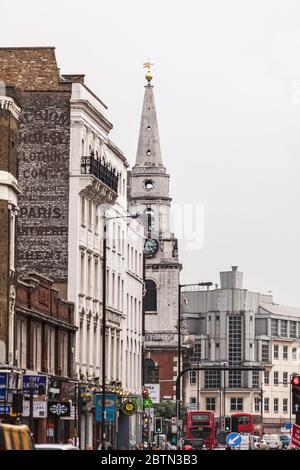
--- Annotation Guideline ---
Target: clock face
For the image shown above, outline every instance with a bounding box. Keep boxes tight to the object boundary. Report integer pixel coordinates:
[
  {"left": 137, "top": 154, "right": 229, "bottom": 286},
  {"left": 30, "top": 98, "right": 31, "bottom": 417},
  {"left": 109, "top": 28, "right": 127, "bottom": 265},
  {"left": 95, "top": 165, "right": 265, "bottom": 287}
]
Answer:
[{"left": 144, "top": 238, "right": 159, "bottom": 257}]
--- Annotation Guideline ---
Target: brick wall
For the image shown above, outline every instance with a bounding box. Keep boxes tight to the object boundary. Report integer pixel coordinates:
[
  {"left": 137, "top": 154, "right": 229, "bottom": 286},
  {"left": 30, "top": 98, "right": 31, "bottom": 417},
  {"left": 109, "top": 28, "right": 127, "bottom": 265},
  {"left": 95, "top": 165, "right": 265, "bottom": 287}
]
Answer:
[
  {"left": 17, "top": 274, "right": 75, "bottom": 325},
  {"left": 0, "top": 108, "right": 18, "bottom": 177},
  {"left": 150, "top": 350, "right": 177, "bottom": 399},
  {"left": 16, "top": 274, "right": 76, "bottom": 376},
  {"left": 16, "top": 91, "right": 70, "bottom": 280},
  {"left": 0, "top": 48, "right": 62, "bottom": 91},
  {"left": 0, "top": 48, "right": 72, "bottom": 282}
]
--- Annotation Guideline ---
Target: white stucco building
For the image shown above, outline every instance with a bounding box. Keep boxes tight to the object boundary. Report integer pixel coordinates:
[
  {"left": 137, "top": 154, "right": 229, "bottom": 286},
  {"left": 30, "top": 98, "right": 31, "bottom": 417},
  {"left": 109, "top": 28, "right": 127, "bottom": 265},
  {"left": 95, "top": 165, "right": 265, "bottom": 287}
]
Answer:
[
  {"left": 184, "top": 266, "right": 300, "bottom": 433},
  {"left": 0, "top": 91, "right": 21, "bottom": 366},
  {"left": 67, "top": 78, "right": 144, "bottom": 447}
]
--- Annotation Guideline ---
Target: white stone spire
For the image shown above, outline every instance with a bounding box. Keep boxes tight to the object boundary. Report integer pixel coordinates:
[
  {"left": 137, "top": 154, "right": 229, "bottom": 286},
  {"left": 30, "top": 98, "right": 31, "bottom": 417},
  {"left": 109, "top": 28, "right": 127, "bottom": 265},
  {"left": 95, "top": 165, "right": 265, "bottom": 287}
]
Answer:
[{"left": 134, "top": 81, "right": 164, "bottom": 168}]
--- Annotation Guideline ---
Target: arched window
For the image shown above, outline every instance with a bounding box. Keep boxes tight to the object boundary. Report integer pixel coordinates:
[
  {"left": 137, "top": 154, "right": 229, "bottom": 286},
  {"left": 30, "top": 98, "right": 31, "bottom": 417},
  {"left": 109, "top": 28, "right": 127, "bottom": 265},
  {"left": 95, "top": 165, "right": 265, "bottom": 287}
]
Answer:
[{"left": 144, "top": 279, "right": 157, "bottom": 312}]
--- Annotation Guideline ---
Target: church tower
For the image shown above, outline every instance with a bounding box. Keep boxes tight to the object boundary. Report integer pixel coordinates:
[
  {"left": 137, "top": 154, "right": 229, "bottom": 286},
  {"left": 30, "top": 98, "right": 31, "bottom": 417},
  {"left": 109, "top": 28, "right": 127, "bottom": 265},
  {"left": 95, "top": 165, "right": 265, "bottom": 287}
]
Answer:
[{"left": 128, "top": 64, "right": 182, "bottom": 400}]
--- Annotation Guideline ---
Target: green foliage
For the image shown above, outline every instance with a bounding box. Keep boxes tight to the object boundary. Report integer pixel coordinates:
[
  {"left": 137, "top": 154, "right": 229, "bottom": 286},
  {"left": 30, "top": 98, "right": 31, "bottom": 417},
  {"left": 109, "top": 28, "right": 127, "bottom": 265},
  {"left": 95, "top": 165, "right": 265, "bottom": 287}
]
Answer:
[{"left": 154, "top": 400, "right": 187, "bottom": 421}]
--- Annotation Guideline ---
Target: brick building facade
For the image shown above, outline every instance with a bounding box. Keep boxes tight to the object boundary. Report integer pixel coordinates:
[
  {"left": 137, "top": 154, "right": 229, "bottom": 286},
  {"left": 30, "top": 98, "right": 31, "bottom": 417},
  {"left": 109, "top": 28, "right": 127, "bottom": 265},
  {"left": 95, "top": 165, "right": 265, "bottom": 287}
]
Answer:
[
  {"left": 0, "top": 48, "right": 145, "bottom": 448},
  {"left": 15, "top": 273, "right": 77, "bottom": 443},
  {"left": 0, "top": 48, "right": 72, "bottom": 295}
]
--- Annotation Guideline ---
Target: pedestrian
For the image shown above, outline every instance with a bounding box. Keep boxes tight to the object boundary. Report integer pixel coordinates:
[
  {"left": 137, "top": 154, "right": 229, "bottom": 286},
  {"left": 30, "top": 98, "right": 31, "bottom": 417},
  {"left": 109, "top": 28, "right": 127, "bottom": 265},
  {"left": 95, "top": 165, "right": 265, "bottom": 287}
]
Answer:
[
  {"left": 85, "top": 443, "right": 92, "bottom": 450},
  {"left": 98, "top": 441, "right": 113, "bottom": 450},
  {"left": 67, "top": 438, "right": 74, "bottom": 445}
]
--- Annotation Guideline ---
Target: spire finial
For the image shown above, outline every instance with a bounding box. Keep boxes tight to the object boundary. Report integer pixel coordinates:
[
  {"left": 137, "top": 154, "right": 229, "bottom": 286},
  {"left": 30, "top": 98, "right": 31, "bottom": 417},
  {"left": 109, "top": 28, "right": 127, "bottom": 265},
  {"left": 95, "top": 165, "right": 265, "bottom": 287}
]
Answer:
[{"left": 143, "top": 60, "right": 154, "bottom": 83}]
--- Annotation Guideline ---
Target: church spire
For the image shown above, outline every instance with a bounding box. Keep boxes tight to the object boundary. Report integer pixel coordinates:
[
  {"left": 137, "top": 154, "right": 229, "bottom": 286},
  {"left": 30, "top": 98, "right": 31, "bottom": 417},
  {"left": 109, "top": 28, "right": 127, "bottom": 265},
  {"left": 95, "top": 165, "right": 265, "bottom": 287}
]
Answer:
[{"left": 134, "top": 62, "right": 163, "bottom": 168}]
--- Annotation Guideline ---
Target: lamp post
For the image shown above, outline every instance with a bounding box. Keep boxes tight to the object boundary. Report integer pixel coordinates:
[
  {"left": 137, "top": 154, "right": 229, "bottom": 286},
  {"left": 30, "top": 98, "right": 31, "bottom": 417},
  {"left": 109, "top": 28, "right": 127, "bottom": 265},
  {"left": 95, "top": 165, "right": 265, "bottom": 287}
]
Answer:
[
  {"left": 176, "top": 281, "right": 213, "bottom": 446},
  {"left": 29, "top": 377, "right": 34, "bottom": 434},
  {"left": 100, "top": 212, "right": 140, "bottom": 450}
]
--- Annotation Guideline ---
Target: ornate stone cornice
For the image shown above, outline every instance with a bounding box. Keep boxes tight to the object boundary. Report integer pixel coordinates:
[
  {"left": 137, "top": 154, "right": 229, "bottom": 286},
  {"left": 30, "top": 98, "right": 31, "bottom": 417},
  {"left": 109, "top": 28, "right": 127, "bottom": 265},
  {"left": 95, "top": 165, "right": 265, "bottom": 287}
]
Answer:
[
  {"left": 80, "top": 176, "right": 118, "bottom": 205},
  {"left": 0, "top": 96, "right": 21, "bottom": 120}
]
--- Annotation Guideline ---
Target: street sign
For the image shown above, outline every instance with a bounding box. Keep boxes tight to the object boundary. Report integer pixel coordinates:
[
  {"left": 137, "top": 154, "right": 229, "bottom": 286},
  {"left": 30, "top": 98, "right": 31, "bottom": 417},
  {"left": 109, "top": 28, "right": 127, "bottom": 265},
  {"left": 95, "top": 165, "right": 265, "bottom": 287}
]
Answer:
[
  {"left": 226, "top": 432, "right": 242, "bottom": 447},
  {"left": 144, "top": 398, "right": 153, "bottom": 408},
  {"left": 23, "top": 401, "right": 47, "bottom": 418},
  {"left": 144, "top": 384, "right": 160, "bottom": 404},
  {"left": 47, "top": 428, "right": 54, "bottom": 437},
  {"left": 0, "top": 405, "right": 11, "bottom": 415},
  {"left": 47, "top": 401, "right": 70, "bottom": 418},
  {"left": 23, "top": 375, "right": 48, "bottom": 396},
  {"left": 292, "top": 423, "right": 300, "bottom": 448},
  {"left": 0, "top": 372, "right": 8, "bottom": 400},
  {"left": 284, "top": 421, "right": 292, "bottom": 430}
]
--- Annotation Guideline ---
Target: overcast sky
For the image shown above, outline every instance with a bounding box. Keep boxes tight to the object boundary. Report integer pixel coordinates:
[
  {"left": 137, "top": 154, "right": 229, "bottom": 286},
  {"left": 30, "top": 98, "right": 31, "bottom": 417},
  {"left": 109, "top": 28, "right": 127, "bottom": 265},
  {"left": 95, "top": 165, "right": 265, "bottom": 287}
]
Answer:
[{"left": 2, "top": 0, "right": 300, "bottom": 306}]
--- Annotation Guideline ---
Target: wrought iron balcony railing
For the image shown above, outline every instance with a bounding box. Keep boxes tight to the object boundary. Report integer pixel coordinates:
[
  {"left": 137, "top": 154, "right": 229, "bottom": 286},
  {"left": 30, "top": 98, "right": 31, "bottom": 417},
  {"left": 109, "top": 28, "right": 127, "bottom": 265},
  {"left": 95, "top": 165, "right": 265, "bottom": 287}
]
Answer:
[{"left": 81, "top": 155, "right": 119, "bottom": 194}]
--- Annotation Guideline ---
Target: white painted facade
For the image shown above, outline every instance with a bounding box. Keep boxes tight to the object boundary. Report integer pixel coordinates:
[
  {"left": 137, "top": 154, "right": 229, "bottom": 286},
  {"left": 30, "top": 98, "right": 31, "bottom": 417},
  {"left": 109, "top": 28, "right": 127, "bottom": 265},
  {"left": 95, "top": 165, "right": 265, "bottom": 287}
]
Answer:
[
  {"left": 0, "top": 95, "right": 21, "bottom": 365},
  {"left": 67, "top": 82, "right": 144, "bottom": 437}
]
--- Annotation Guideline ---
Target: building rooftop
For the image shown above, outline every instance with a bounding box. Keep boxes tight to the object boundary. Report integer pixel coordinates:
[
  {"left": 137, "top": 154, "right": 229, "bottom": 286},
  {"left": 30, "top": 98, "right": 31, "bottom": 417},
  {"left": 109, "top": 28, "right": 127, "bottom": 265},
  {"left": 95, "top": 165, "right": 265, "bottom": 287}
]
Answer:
[{"left": 260, "top": 302, "right": 300, "bottom": 318}]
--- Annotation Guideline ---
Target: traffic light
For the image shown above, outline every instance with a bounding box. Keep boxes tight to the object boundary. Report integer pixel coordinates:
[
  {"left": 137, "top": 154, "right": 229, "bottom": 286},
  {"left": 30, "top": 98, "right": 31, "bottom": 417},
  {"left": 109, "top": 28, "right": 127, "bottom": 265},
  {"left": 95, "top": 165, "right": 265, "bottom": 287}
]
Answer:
[
  {"left": 224, "top": 416, "right": 231, "bottom": 432},
  {"left": 154, "top": 417, "right": 162, "bottom": 434},
  {"left": 143, "top": 413, "right": 149, "bottom": 426},
  {"left": 292, "top": 375, "right": 300, "bottom": 414}
]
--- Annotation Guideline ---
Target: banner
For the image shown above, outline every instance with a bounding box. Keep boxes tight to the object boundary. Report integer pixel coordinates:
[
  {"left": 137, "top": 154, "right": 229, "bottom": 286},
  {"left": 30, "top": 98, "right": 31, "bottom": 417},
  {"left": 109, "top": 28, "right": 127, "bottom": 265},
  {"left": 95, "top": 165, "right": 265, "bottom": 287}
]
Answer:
[
  {"left": 95, "top": 394, "right": 117, "bottom": 423},
  {"left": 0, "top": 372, "right": 8, "bottom": 400},
  {"left": 23, "top": 375, "right": 48, "bottom": 396}
]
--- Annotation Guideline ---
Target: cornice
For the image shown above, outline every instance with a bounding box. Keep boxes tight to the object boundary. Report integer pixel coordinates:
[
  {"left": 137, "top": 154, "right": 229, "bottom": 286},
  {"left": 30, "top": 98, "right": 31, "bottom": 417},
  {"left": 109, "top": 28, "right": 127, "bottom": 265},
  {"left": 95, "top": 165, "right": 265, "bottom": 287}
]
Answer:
[{"left": 0, "top": 95, "right": 21, "bottom": 120}]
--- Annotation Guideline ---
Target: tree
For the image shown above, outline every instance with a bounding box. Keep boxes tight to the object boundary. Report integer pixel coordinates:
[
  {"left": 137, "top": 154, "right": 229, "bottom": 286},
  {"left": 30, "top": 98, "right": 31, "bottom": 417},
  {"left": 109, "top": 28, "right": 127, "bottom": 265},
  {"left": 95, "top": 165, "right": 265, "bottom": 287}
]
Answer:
[{"left": 154, "top": 400, "right": 187, "bottom": 422}]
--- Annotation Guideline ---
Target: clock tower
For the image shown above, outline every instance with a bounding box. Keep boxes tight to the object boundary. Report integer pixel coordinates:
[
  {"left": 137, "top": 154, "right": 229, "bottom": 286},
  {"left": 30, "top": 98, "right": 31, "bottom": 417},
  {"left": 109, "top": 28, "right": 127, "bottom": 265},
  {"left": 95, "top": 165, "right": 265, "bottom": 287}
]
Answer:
[{"left": 128, "top": 64, "right": 182, "bottom": 400}]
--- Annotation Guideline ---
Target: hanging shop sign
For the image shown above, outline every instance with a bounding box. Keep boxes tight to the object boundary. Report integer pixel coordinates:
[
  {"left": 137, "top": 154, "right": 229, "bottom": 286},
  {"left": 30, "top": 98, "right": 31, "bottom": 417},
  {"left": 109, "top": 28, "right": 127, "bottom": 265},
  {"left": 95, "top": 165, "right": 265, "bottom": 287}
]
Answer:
[
  {"left": 0, "top": 372, "right": 8, "bottom": 400},
  {"left": 23, "top": 375, "right": 48, "bottom": 396},
  {"left": 47, "top": 401, "right": 71, "bottom": 418},
  {"left": 23, "top": 401, "right": 47, "bottom": 418},
  {"left": 95, "top": 394, "right": 117, "bottom": 423},
  {"left": 122, "top": 399, "right": 137, "bottom": 416}
]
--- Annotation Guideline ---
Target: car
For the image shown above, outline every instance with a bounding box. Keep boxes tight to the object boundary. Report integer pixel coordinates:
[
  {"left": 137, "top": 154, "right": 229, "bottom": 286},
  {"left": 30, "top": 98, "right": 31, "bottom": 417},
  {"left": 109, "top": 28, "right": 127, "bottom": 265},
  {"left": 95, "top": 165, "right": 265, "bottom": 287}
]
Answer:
[
  {"left": 262, "top": 434, "right": 282, "bottom": 450},
  {"left": 35, "top": 444, "right": 79, "bottom": 450},
  {"left": 279, "top": 434, "right": 290, "bottom": 449},
  {"left": 0, "top": 423, "right": 35, "bottom": 450},
  {"left": 183, "top": 438, "right": 204, "bottom": 450}
]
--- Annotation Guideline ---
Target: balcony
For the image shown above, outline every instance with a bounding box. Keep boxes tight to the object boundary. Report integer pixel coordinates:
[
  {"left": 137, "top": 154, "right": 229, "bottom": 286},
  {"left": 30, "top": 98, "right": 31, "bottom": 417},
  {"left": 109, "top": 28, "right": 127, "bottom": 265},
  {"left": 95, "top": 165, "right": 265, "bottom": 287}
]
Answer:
[{"left": 81, "top": 155, "right": 119, "bottom": 194}]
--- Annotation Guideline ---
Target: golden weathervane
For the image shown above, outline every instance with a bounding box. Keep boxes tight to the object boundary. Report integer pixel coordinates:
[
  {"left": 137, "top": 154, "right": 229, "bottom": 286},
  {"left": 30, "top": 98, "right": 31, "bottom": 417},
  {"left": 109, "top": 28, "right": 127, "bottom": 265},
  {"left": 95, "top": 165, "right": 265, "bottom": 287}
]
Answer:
[{"left": 143, "top": 60, "right": 154, "bottom": 82}]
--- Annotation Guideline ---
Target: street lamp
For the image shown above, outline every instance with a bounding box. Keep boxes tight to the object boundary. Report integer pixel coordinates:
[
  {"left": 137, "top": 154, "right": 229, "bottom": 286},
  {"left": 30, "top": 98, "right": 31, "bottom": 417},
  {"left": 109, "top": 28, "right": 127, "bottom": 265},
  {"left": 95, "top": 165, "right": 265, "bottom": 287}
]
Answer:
[
  {"left": 176, "top": 281, "right": 213, "bottom": 445},
  {"left": 100, "top": 212, "right": 140, "bottom": 450}
]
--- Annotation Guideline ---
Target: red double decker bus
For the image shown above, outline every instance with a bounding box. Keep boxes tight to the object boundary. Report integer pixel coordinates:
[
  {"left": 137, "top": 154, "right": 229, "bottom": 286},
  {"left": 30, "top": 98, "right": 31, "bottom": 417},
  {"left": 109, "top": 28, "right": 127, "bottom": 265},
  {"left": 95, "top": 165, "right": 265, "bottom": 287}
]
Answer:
[
  {"left": 186, "top": 411, "right": 215, "bottom": 449},
  {"left": 231, "top": 413, "right": 263, "bottom": 436}
]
